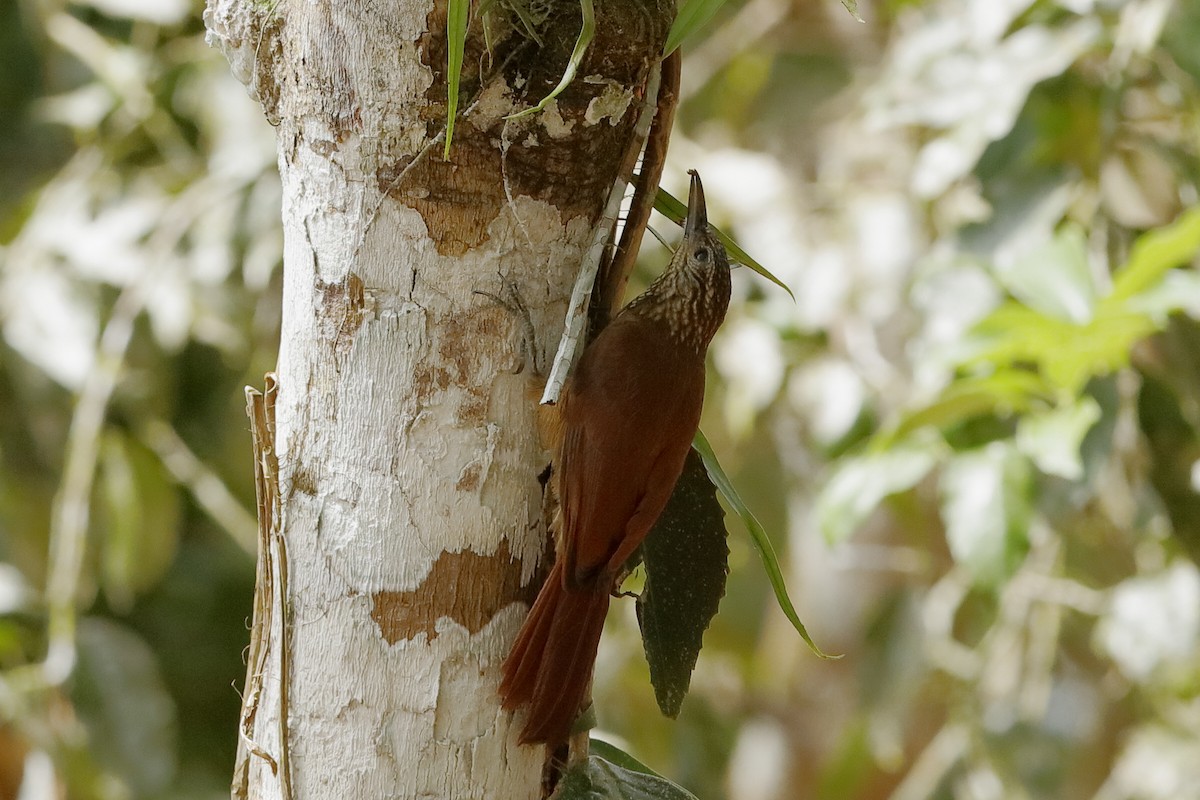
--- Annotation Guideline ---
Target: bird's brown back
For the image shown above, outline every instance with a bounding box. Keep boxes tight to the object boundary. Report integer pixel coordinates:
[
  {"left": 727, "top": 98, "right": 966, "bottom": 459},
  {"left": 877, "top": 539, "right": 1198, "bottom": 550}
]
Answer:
[{"left": 557, "top": 312, "right": 708, "bottom": 586}]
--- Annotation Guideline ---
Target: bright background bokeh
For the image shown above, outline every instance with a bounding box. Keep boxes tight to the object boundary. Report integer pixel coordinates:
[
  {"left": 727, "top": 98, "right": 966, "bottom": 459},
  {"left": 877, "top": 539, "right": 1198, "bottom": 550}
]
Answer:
[{"left": 2, "top": 0, "right": 1200, "bottom": 798}]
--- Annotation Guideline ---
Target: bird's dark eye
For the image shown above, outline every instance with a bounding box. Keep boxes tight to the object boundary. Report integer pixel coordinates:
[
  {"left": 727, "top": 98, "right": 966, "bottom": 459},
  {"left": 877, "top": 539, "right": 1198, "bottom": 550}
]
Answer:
[{"left": 694, "top": 247, "right": 710, "bottom": 263}]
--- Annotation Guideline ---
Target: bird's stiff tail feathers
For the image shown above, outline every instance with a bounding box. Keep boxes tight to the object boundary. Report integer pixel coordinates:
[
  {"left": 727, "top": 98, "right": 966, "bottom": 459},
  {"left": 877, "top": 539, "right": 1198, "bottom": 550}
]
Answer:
[{"left": 500, "top": 561, "right": 611, "bottom": 745}]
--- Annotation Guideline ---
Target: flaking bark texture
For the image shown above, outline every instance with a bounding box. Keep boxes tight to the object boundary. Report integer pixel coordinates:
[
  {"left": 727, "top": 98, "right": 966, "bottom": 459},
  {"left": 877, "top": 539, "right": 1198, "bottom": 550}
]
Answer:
[{"left": 205, "top": 0, "right": 672, "bottom": 797}]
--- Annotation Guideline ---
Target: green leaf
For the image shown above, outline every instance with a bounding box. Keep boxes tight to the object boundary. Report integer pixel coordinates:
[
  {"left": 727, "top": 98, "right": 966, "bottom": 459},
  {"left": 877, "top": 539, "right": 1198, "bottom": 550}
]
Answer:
[
  {"left": 589, "top": 740, "right": 666, "bottom": 776},
  {"left": 840, "top": 0, "right": 863, "bottom": 21},
  {"left": 996, "top": 224, "right": 1095, "bottom": 323},
  {"left": 1125, "top": 269, "right": 1200, "bottom": 321},
  {"left": 637, "top": 449, "right": 729, "bottom": 718},
  {"left": 1041, "top": 311, "right": 1157, "bottom": 392},
  {"left": 494, "top": 0, "right": 544, "bottom": 45},
  {"left": 558, "top": 753, "right": 699, "bottom": 800},
  {"left": 965, "top": 302, "right": 1081, "bottom": 375},
  {"left": 948, "top": 210, "right": 1200, "bottom": 399},
  {"left": 506, "top": 0, "right": 595, "bottom": 119},
  {"left": 664, "top": 0, "right": 727, "bottom": 55},
  {"left": 693, "top": 431, "right": 834, "bottom": 658},
  {"left": 882, "top": 371, "right": 1051, "bottom": 446},
  {"left": 481, "top": 8, "right": 497, "bottom": 63},
  {"left": 443, "top": 0, "right": 470, "bottom": 159},
  {"left": 939, "top": 443, "right": 1032, "bottom": 587},
  {"left": 963, "top": 302, "right": 1156, "bottom": 394},
  {"left": 654, "top": 187, "right": 795, "bottom": 300},
  {"left": 72, "top": 618, "right": 178, "bottom": 794},
  {"left": 1108, "top": 206, "right": 1200, "bottom": 303},
  {"left": 817, "top": 438, "right": 940, "bottom": 544},
  {"left": 1015, "top": 396, "right": 1101, "bottom": 480}
]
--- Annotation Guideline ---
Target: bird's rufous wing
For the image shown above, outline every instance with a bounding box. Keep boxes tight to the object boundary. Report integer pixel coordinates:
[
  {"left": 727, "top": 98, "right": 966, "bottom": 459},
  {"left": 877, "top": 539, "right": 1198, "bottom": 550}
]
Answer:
[{"left": 555, "top": 317, "right": 704, "bottom": 588}]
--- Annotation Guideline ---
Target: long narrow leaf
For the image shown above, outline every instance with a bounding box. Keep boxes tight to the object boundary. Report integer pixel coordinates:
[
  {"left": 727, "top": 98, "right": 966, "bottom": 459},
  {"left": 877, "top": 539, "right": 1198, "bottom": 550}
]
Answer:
[
  {"left": 443, "top": 0, "right": 470, "bottom": 159},
  {"left": 664, "top": 0, "right": 728, "bottom": 55},
  {"left": 693, "top": 430, "right": 836, "bottom": 658},
  {"left": 665, "top": 0, "right": 861, "bottom": 56},
  {"left": 507, "top": 0, "right": 595, "bottom": 119},
  {"left": 506, "top": 0, "right": 544, "bottom": 45},
  {"left": 655, "top": 187, "right": 795, "bottom": 300}
]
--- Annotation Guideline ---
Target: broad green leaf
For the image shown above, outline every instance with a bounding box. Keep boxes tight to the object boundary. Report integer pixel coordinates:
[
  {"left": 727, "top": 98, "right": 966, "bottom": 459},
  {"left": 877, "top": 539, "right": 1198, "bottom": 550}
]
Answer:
[
  {"left": 817, "top": 438, "right": 939, "bottom": 544},
  {"left": 939, "top": 443, "right": 1031, "bottom": 587},
  {"left": 1040, "top": 311, "right": 1157, "bottom": 392},
  {"left": 996, "top": 224, "right": 1095, "bottom": 323},
  {"left": 1015, "top": 397, "right": 1101, "bottom": 480},
  {"left": 443, "top": 0, "right": 470, "bottom": 159},
  {"left": 72, "top": 618, "right": 178, "bottom": 794},
  {"left": 953, "top": 211, "right": 1200, "bottom": 399},
  {"left": 963, "top": 302, "right": 1156, "bottom": 394},
  {"left": 507, "top": 0, "right": 595, "bottom": 119},
  {"left": 1108, "top": 206, "right": 1200, "bottom": 303},
  {"left": 637, "top": 449, "right": 729, "bottom": 718},
  {"left": 558, "top": 753, "right": 699, "bottom": 800},
  {"left": 882, "top": 371, "right": 1051, "bottom": 446},
  {"left": 654, "top": 187, "right": 795, "bottom": 300},
  {"left": 693, "top": 431, "right": 834, "bottom": 658},
  {"left": 965, "top": 302, "right": 1080, "bottom": 374},
  {"left": 1125, "top": 269, "right": 1200, "bottom": 321},
  {"left": 664, "top": 0, "right": 727, "bottom": 55},
  {"left": 590, "top": 740, "right": 666, "bottom": 776}
]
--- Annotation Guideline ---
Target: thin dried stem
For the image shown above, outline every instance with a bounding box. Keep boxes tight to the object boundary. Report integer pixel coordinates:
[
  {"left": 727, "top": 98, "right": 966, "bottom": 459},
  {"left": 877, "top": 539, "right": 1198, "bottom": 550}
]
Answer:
[
  {"left": 232, "top": 374, "right": 290, "bottom": 800},
  {"left": 597, "top": 48, "right": 681, "bottom": 316},
  {"left": 541, "top": 60, "right": 667, "bottom": 405}
]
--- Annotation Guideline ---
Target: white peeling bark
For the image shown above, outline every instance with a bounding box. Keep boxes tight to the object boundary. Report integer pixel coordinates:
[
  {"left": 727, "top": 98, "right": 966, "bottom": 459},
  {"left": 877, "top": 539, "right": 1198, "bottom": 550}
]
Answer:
[{"left": 205, "top": 0, "right": 671, "bottom": 795}]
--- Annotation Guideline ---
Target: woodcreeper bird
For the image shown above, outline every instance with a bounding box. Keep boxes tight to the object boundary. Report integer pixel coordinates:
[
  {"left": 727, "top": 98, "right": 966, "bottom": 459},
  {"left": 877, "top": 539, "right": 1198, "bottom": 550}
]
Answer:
[{"left": 500, "top": 171, "right": 732, "bottom": 746}]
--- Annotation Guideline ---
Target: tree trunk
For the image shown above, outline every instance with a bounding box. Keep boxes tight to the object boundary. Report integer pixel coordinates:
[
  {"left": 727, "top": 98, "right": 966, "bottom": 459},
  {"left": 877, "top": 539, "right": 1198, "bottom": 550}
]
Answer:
[{"left": 204, "top": 0, "right": 671, "bottom": 797}]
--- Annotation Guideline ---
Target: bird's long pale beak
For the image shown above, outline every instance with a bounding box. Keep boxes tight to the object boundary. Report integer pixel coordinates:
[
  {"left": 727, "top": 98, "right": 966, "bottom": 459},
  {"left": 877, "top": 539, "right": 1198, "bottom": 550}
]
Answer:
[{"left": 684, "top": 170, "right": 707, "bottom": 238}]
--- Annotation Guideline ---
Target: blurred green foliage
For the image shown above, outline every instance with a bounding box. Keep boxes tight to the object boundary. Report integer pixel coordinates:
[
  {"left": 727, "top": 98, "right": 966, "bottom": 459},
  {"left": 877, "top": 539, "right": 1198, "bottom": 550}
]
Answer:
[
  {"left": 0, "top": 1, "right": 275, "bottom": 797},
  {"left": 3, "top": 0, "right": 1200, "bottom": 799}
]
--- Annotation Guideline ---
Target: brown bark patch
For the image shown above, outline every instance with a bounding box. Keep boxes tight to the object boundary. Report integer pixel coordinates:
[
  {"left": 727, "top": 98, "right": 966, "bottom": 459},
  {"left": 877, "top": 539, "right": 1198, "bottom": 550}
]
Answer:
[
  {"left": 249, "top": 12, "right": 285, "bottom": 126},
  {"left": 370, "top": 540, "right": 534, "bottom": 643},
  {"left": 295, "top": 4, "right": 363, "bottom": 142},
  {"left": 413, "top": 363, "right": 453, "bottom": 403},
  {"left": 316, "top": 272, "right": 367, "bottom": 358},
  {"left": 377, "top": 138, "right": 506, "bottom": 257},
  {"left": 440, "top": 304, "right": 505, "bottom": 378},
  {"left": 290, "top": 467, "right": 318, "bottom": 496},
  {"left": 409, "top": 305, "right": 505, "bottom": 418},
  {"left": 456, "top": 391, "right": 489, "bottom": 426},
  {"left": 379, "top": 0, "right": 673, "bottom": 256},
  {"left": 456, "top": 462, "right": 482, "bottom": 492}
]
